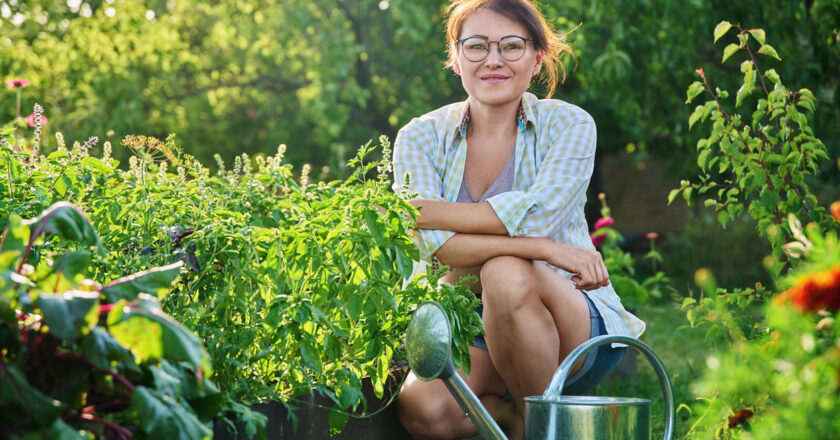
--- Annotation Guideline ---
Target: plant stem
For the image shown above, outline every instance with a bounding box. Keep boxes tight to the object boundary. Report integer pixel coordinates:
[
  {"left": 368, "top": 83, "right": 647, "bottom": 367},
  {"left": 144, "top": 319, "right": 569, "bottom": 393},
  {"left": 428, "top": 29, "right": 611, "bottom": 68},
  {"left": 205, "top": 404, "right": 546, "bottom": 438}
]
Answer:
[
  {"left": 6, "top": 156, "right": 13, "bottom": 199},
  {"left": 70, "top": 413, "right": 133, "bottom": 439},
  {"left": 90, "top": 384, "right": 133, "bottom": 398}
]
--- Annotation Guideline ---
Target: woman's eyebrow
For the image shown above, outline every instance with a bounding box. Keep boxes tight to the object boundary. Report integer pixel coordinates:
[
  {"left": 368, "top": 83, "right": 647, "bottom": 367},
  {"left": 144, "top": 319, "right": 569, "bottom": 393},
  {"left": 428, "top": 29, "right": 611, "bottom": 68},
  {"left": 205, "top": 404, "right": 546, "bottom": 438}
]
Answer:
[{"left": 461, "top": 34, "right": 528, "bottom": 40}]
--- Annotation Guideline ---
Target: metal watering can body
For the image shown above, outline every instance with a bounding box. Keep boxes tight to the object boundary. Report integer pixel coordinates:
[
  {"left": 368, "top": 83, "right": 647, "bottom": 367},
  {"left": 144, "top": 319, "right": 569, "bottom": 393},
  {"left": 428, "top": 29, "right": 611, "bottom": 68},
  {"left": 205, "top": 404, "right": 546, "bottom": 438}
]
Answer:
[
  {"left": 405, "top": 302, "right": 675, "bottom": 440},
  {"left": 523, "top": 335, "right": 675, "bottom": 440}
]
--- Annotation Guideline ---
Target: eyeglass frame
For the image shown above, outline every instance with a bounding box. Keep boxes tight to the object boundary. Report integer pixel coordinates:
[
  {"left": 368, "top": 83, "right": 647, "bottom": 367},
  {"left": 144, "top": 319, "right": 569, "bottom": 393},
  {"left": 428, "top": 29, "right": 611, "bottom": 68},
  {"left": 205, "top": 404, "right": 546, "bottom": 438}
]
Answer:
[{"left": 456, "top": 35, "right": 535, "bottom": 62}]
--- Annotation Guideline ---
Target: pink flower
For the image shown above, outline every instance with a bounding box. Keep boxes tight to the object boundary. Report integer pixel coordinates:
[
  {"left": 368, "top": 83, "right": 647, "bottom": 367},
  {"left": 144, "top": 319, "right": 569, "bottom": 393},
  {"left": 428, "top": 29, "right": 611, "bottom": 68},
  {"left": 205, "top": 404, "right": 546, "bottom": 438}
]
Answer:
[
  {"left": 99, "top": 304, "right": 114, "bottom": 314},
  {"left": 695, "top": 68, "right": 704, "bottom": 77},
  {"left": 646, "top": 232, "right": 659, "bottom": 240},
  {"left": 25, "top": 113, "right": 47, "bottom": 127},
  {"left": 594, "top": 217, "right": 614, "bottom": 230},
  {"left": 591, "top": 232, "right": 606, "bottom": 247},
  {"left": 5, "top": 78, "right": 30, "bottom": 89}
]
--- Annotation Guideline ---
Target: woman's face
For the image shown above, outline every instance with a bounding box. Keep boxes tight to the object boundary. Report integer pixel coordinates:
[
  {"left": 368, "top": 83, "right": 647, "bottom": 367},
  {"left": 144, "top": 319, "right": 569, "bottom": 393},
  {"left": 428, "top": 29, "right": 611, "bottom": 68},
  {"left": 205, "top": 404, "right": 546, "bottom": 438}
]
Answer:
[{"left": 453, "top": 8, "right": 542, "bottom": 108}]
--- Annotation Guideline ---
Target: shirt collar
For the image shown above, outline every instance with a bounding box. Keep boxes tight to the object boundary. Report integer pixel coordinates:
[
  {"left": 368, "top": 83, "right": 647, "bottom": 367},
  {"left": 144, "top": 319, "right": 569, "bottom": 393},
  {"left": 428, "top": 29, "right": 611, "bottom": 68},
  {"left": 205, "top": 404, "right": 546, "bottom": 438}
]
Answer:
[{"left": 455, "top": 93, "right": 536, "bottom": 139}]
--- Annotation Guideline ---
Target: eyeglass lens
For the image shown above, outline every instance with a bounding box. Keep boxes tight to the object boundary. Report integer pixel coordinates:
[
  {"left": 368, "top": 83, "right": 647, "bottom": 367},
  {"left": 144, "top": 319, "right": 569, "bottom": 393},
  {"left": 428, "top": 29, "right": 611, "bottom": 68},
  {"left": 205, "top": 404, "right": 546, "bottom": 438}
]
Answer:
[{"left": 460, "top": 36, "right": 528, "bottom": 62}]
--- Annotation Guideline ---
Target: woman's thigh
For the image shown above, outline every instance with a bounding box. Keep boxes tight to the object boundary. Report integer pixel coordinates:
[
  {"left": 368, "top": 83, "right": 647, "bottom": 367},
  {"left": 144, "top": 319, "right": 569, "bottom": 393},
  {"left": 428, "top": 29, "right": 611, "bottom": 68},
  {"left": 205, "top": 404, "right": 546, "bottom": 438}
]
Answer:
[{"left": 479, "top": 257, "right": 590, "bottom": 376}]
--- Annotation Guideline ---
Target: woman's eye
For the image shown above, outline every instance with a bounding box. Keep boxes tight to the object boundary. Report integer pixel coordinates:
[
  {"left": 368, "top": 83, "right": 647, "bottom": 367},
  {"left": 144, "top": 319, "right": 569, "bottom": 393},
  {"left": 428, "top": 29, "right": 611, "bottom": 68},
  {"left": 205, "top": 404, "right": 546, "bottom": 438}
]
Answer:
[{"left": 468, "top": 44, "right": 487, "bottom": 50}]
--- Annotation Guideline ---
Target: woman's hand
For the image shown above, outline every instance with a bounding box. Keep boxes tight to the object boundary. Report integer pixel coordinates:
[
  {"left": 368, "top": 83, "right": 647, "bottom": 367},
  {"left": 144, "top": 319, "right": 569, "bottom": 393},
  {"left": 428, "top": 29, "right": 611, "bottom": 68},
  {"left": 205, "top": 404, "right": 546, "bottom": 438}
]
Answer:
[{"left": 541, "top": 241, "right": 610, "bottom": 291}]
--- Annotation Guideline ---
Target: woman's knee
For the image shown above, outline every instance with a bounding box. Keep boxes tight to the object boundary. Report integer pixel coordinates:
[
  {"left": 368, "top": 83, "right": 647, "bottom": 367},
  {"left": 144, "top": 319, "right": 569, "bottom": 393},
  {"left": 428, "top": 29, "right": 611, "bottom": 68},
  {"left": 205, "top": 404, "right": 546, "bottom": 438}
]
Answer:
[
  {"left": 397, "top": 377, "right": 464, "bottom": 439},
  {"left": 480, "top": 256, "right": 537, "bottom": 311}
]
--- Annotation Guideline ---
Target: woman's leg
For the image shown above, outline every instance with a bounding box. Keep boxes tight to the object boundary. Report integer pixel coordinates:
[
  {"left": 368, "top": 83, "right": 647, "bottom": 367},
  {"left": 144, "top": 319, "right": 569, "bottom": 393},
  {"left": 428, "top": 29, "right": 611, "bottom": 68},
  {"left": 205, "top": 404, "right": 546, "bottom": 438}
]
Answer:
[
  {"left": 397, "top": 346, "right": 520, "bottom": 440},
  {"left": 480, "top": 256, "right": 591, "bottom": 414}
]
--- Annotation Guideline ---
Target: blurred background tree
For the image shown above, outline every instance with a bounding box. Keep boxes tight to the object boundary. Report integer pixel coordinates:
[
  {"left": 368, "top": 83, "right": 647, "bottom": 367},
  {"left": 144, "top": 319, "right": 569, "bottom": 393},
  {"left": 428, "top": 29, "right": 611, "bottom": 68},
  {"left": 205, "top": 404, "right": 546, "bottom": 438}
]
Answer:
[{"left": 2, "top": 0, "right": 837, "bottom": 177}]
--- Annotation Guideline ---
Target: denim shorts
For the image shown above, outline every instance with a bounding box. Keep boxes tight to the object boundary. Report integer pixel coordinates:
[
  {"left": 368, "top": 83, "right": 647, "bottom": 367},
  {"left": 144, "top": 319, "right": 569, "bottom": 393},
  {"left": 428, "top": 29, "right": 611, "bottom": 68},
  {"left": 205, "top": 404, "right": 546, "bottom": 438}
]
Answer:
[{"left": 472, "top": 292, "right": 626, "bottom": 395}]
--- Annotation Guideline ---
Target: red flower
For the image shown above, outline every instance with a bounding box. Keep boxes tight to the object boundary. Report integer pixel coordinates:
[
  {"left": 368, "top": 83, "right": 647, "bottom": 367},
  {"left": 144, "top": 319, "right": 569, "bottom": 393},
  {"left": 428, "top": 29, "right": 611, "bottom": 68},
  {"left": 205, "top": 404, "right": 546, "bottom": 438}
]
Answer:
[
  {"left": 775, "top": 264, "right": 840, "bottom": 313},
  {"left": 728, "top": 408, "right": 755, "bottom": 429},
  {"left": 646, "top": 232, "right": 659, "bottom": 240},
  {"left": 590, "top": 232, "right": 606, "bottom": 247},
  {"left": 830, "top": 200, "right": 840, "bottom": 224},
  {"left": 695, "top": 68, "right": 705, "bottom": 77},
  {"left": 5, "top": 78, "right": 30, "bottom": 89},
  {"left": 25, "top": 113, "right": 47, "bottom": 127},
  {"left": 594, "top": 217, "right": 614, "bottom": 230}
]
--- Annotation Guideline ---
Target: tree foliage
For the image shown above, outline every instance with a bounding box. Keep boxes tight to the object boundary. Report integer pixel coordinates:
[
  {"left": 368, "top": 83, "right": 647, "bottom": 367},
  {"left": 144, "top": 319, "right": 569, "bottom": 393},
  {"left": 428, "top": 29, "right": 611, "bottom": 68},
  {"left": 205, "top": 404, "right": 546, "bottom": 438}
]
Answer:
[{"left": 2, "top": 1, "right": 837, "bottom": 176}]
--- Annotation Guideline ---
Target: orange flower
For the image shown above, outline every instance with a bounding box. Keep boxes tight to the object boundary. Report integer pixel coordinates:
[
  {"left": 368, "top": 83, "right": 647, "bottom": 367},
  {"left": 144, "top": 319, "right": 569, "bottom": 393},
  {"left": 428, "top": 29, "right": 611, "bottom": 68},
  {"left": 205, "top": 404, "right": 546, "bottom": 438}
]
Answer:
[
  {"left": 830, "top": 200, "right": 840, "bottom": 223},
  {"left": 775, "top": 264, "right": 840, "bottom": 312}
]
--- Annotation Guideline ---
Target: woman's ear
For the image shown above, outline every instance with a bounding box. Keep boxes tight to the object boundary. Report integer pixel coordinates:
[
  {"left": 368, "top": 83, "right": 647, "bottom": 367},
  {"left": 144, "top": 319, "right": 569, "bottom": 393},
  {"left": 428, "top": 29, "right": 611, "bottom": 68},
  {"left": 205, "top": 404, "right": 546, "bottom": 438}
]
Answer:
[
  {"left": 453, "top": 58, "right": 462, "bottom": 76},
  {"left": 533, "top": 50, "right": 543, "bottom": 76}
]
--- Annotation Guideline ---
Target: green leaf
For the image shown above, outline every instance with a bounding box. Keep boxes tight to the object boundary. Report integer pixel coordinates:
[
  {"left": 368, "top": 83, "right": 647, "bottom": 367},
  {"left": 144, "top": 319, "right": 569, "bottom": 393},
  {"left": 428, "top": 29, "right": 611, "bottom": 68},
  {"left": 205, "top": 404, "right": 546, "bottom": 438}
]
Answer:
[
  {"left": 28, "top": 418, "right": 89, "bottom": 440},
  {"left": 23, "top": 202, "right": 104, "bottom": 256},
  {"left": 718, "top": 210, "right": 729, "bottom": 228},
  {"left": 363, "top": 209, "right": 387, "bottom": 247},
  {"left": 130, "top": 386, "right": 212, "bottom": 440},
  {"left": 46, "top": 150, "right": 69, "bottom": 160},
  {"left": 38, "top": 290, "right": 99, "bottom": 339},
  {"left": 108, "top": 302, "right": 164, "bottom": 362},
  {"left": 685, "top": 81, "right": 704, "bottom": 104},
  {"left": 395, "top": 247, "right": 414, "bottom": 279},
  {"left": 735, "top": 83, "right": 752, "bottom": 108},
  {"left": 713, "top": 21, "right": 732, "bottom": 43},
  {"left": 760, "top": 189, "right": 780, "bottom": 211},
  {"left": 683, "top": 187, "right": 694, "bottom": 205},
  {"left": 764, "top": 68, "right": 780, "bottom": 85},
  {"left": 748, "top": 29, "right": 766, "bottom": 45},
  {"left": 688, "top": 104, "right": 707, "bottom": 129},
  {"left": 0, "top": 363, "right": 64, "bottom": 423},
  {"left": 111, "top": 301, "right": 212, "bottom": 373},
  {"left": 347, "top": 293, "right": 363, "bottom": 320},
  {"left": 82, "top": 326, "right": 135, "bottom": 370},
  {"left": 57, "top": 251, "right": 91, "bottom": 285},
  {"left": 363, "top": 338, "right": 382, "bottom": 362},
  {"left": 757, "top": 44, "right": 781, "bottom": 60},
  {"left": 300, "top": 339, "right": 323, "bottom": 373},
  {"left": 99, "top": 261, "right": 183, "bottom": 302},
  {"left": 722, "top": 43, "right": 740, "bottom": 63},
  {"left": 0, "top": 214, "right": 29, "bottom": 255},
  {"left": 667, "top": 189, "right": 680, "bottom": 205},
  {"left": 697, "top": 150, "right": 711, "bottom": 170},
  {"left": 328, "top": 406, "right": 350, "bottom": 435},
  {"left": 80, "top": 156, "right": 113, "bottom": 173}
]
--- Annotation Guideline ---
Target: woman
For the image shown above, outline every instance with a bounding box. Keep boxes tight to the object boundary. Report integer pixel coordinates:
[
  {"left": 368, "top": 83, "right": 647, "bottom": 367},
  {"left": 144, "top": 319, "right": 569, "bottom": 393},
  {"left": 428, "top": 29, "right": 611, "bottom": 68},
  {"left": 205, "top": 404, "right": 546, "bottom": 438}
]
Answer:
[{"left": 392, "top": 1, "right": 645, "bottom": 439}]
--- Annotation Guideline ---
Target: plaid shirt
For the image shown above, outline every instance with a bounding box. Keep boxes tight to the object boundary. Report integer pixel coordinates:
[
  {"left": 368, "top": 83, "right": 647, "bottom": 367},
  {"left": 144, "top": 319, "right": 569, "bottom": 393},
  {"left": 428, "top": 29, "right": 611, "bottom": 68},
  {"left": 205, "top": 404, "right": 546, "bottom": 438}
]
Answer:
[{"left": 392, "top": 92, "right": 645, "bottom": 339}]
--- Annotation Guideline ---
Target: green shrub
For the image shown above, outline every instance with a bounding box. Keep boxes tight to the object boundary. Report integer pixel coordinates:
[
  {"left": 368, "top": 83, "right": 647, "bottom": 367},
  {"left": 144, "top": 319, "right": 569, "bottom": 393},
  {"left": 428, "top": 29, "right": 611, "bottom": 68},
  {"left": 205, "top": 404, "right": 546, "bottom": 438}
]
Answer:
[{"left": 1, "top": 120, "right": 481, "bottom": 435}]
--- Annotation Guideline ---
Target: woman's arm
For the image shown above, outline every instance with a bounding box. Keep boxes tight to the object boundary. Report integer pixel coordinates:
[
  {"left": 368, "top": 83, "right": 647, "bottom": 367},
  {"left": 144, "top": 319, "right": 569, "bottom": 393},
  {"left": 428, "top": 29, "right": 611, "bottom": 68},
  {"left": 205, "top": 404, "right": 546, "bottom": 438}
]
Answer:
[
  {"left": 410, "top": 199, "right": 508, "bottom": 235},
  {"left": 435, "top": 233, "right": 610, "bottom": 291}
]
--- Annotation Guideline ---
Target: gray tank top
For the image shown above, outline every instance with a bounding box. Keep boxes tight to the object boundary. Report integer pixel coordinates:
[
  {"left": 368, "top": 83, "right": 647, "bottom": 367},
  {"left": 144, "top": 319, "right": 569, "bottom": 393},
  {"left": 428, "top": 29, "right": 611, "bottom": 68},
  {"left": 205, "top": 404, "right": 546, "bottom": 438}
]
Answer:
[{"left": 456, "top": 148, "right": 516, "bottom": 203}]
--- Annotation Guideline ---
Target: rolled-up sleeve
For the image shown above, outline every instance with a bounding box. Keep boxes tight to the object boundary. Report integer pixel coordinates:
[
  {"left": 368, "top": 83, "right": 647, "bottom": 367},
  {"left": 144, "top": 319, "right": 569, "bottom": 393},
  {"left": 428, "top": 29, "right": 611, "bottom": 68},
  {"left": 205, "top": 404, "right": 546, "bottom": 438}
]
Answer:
[
  {"left": 392, "top": 120, "right": 455, "bottom": 262},
  {"left": 486, "top": 116, "right": 597, "bottom": 238}
]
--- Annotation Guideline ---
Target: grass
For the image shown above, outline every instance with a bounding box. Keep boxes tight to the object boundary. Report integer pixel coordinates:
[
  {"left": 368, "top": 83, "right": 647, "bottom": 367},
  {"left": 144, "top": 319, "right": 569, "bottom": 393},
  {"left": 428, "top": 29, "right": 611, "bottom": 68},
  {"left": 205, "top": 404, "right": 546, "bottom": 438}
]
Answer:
[{"left": 595, "top": 300, "right": 710, "bottom": 439}]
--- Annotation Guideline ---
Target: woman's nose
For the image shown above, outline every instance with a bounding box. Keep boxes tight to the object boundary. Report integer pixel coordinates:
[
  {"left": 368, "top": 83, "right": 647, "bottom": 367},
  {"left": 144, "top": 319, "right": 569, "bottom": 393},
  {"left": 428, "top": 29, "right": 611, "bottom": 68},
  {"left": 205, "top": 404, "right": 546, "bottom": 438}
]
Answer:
[{"left": 483, "top": 46, "right": 504, "bottom": 67}]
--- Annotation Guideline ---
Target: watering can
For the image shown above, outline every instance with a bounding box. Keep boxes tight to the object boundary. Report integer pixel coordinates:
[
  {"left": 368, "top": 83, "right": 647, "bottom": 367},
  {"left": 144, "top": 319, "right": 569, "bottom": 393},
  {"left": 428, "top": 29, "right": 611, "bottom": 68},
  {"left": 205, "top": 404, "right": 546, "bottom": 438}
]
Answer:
[{"left": 404, "top": 302, "right": 675, "bottom": 440}]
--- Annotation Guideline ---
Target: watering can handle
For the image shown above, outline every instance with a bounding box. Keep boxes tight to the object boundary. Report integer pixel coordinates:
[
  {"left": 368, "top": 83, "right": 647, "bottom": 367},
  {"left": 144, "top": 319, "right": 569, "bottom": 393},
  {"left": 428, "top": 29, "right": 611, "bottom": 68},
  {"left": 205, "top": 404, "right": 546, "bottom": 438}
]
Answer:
[{"left": 542, "top": 335, "right": 675, "bottom": 440}]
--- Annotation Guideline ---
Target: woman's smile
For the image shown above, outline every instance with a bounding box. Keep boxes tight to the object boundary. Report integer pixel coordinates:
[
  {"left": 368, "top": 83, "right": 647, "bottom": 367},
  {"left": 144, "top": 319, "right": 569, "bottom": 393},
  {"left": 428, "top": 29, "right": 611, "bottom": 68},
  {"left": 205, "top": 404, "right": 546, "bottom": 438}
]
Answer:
[{"left": 480, "top": 74, "right": 509, "bottom": 83}]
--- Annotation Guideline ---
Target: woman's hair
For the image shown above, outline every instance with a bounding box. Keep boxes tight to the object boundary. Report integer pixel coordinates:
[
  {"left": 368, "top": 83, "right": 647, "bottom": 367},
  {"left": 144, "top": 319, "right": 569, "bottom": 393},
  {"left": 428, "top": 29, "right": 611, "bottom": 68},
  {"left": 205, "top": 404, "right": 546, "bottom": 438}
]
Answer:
[{"left": 444, "top": 0, "right": 574, "bottom": 98}]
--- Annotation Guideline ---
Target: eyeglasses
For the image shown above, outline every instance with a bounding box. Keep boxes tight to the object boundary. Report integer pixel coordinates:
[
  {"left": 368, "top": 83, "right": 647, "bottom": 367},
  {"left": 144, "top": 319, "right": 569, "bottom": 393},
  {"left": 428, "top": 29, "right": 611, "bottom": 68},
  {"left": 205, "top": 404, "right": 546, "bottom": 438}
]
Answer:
[{"left": 457, "top": 35, "right": 533, "bottom": 62}]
